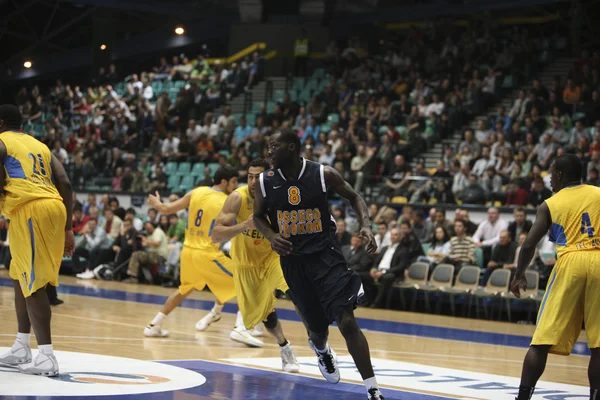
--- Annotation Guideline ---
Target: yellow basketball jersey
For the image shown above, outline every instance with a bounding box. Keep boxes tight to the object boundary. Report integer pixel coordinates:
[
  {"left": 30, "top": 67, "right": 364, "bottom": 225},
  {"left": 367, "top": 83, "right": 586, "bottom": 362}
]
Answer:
[
  {"left": 546, "top": 184, "right": 600, "bottom": 258},
  {"left": 0, "top": 131, "right": 62, "bottom": 218},
  {"left": 184, "top": 186, "right": 227, "bottom": 251},
  {"left": 230, "top": 185, "right": 275, "bottom": 266}
]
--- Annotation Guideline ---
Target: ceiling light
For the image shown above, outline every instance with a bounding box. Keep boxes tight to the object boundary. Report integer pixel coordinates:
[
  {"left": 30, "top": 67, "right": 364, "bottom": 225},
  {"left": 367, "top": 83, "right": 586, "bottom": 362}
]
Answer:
[
  {"left": 175, "top": 26, "right": 185, "bottom": 35},
  {"left": 24, "top": 61, "right": 32, "bottom": 69},
  {"left": 100, "top": 44, "right": 107, "bottom": 50}
]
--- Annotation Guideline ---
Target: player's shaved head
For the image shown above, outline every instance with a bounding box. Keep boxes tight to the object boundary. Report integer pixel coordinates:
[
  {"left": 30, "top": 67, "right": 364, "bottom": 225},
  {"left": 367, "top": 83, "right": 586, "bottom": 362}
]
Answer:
[
  {"left": 277, "top": 128, "right": 301, "bottom": 153},
  {"left": 551, "top": 154, "right": 583, "bottom": 190},
  {"left": 0, "top": 104, "right": 22, "bottom": 131}
]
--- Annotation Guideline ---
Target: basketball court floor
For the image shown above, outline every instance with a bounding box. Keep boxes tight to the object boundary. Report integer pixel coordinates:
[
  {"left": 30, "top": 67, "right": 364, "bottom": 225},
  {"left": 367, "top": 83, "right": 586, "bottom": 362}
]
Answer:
[{"left": 0, "top": 270, "right": 590, "bottom": 399}]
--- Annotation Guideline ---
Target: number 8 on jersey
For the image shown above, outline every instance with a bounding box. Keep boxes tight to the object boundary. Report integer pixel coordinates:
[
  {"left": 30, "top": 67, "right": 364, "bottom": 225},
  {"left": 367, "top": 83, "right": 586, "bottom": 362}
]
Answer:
[{"left": 288, "top": 186, "right": 301, "bottom": 205}]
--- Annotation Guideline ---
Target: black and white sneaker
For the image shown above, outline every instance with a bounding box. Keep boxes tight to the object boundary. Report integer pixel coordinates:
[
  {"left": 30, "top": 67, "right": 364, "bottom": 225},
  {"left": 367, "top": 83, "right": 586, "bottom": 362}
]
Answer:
[
  {"left": 368, "top": 387, "right": 385, "bottom": 399},
  {"left": 308, "top": 339, "right": 340, "bottom": 384}
]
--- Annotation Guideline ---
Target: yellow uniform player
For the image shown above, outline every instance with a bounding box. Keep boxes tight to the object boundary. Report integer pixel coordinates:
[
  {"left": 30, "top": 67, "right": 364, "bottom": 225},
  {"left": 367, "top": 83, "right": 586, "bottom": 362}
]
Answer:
[
  {"left": 0, "top": 105, "right": 74, "bottom": 377},
  {"left": 212, "top": 159, "right": 299, "bottom": 372},
  {"left": 511, "top": 154, "right": 600, "bottom": 400},
  {"left": 143, "top": 164, "right": 263, "bottom": 347}
]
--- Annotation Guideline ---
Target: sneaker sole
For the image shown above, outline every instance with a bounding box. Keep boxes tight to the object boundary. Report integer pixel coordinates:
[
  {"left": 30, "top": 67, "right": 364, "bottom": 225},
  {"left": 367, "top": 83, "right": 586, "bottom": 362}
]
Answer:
[
  {"left": 0, "top": 358, "right": 31, "bottom": 365},
  {"left": 195, "top": 315, "right": 222, "bottom": 331},
  {"left": 229, "top": 332, "right": 264, "bottom": 348},
  {"left": 20, "top": 369, "right": 59, "bottom": 377},
  {"left": 283, "top": 364, "right": 300, "bottom": 373}
]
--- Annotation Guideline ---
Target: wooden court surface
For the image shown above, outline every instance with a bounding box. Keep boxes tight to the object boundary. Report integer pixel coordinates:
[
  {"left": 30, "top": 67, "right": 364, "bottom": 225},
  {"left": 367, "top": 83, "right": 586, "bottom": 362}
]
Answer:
[{"left": 0, "top": 270, "right": 590, "bottom": 394}]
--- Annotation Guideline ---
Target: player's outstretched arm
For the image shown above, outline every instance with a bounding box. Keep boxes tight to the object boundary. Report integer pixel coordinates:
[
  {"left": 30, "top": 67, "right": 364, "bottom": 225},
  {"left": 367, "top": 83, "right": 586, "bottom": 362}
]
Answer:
[
  {"left": 148, "top": 190, "right": 191, "bottom": 215},
  {"left": 510, "top": 202, "right": 551, "bottom": 298},
  {"left": 253, "top": 177, "right": 292, "bottom": 256},
  {"left": 212, "top": 191, "right": 253, "bottom": 243},
  {"left": 324, "top": 166, "right": 377, "bottom": 254}
]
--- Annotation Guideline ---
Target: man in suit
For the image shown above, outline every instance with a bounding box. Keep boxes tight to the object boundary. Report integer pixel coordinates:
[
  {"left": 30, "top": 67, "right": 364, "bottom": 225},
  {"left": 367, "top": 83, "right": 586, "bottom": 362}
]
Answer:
[
  {"left": 507, "top": 206, "right": 532, "bottom": 241},
  {"left": 367, "top": 223, "right": 424, "bottom": 308},
  {"left": 342, "top": 233, "right": 375, "bottom": 303}
]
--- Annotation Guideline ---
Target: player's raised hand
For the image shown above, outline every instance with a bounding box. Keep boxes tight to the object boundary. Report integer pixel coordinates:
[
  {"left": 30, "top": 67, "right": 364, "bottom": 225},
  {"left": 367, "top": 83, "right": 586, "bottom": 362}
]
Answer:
[
  {"left": 148, "top": 191, "right": 162, "bottom": 207},
  {"left": 510, "top": 272, "right": 528, "bottom": 298},
  {"left": 64, "top": 229, "right": 75, "bottom": 257},
  {"left": 270, "top": 234, "right": 293, "bottom": 256},
  {"left": 360, "top": 227, "right": 377, "bottom": 255}
]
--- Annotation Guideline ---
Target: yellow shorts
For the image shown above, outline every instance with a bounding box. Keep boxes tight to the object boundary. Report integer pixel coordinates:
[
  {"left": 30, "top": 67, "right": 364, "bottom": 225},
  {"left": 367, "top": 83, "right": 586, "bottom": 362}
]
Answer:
[
  {"left": 9, "top": 199, "right": 66, "bottom": 297},
  {"left": 179, "top": 246, "right": 236, "bottom": 303},
  {"left": 532, "top": 251, "right": 600, "bottom": 355},
  {"left": 235, "top": 253, "right": 288, "bottom": 329}
]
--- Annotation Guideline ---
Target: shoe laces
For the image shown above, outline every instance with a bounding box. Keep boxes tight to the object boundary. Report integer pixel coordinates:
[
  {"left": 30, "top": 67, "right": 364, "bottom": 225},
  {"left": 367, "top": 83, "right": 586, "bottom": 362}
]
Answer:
[
  {"left": 318, "top": 350, "right": 336, "bottom": 374},
  {"left": 368, "top": 388, "right": 383, "bottom": 400}
]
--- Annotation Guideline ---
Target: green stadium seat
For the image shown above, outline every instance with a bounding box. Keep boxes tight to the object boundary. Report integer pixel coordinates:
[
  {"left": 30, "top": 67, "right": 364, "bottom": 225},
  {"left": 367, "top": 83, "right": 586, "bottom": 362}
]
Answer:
[
  {"left": 502, "top": 75, "right": 513, "bottom": 89},
  {"left": 177, "top": 162, "right": 191, "bottom": 175},
  {"left": 167, "top": 175, "right": 181, "bottom": 190},
  {"left": 178, "top": 175, "right": 195, "bottom": 192},
  {"left": 320, "top": 124, "right": 332, "bottom": 133},
  {"left": 207, "top": 163, "right": 220, "bottom": 177},
  {"left": 165, "top": 162, "right": 178, "bottom": 175}
]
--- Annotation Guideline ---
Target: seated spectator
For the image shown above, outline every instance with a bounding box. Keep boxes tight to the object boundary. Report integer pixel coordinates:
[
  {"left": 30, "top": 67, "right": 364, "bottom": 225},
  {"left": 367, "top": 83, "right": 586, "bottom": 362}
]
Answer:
[
  {"left": 483, "top": 230, "right": 517, "bottom": 284},
  {"left": 588, "top": 168, "right": 600, "bottom": 186},
  {"left": 411, "top": 209, "right": 433, "bottom": 243},
  {"left": 125, "top": 208, "right": 144, "bottom": 231},
  {"left": 528, "top": 177, "right": 552, "bottom": 207},
  {"left": 123, "top": 222, "right": 168, "bottom": 283},
  {"left": 374, "top": 222, "right": 391, "bottom": 253},
  {"left": 102, "top": 208, "right": 122, "bottom": 241},
  {"left": 131, "top": 169, "right": 151, "bottom": 193},
  {"left": 472, "top": 207, "right": 508, "bottom": 265},
  {"left": 161, "top": 132, "right": 180, "bottom": 160},
  {"left": 150, "top": 168, "right": 168, "bottom": 193},
  {"left": 72, "top": 217, "right": 110, "bottom": 274},
  {"left": 508, "top": 207, "right": 532, "bottom": 240},
  {"left": 419, "top": 226, "right": 451, "bottom": 267},
  {"left": 72, "top": 205, "right": 89, "bottom": 235},
  {"left": 480, "top": 167, "right": 504, "bottom": 202},
  {"left": 166, "top": 214, "right": 186, "bottom": 243},
  {"left": 505, "top": 180, "right": 529, "bottom": 206},
  {"left": 472, "top": 146, "right": 495, "bottom": 177},
  {"left": 442, "top": 219, "right": 477, "bottom": 271},
  {"left": 335, "top": 219, "right": 352, "bottom": 247},
  {"left": 503, "top": 232, "right": 538, "bottom": 272},
  {"left": 454, "top": 209, "right": 478, "bottom": 236},
  {"left": 342, "top": 234, "right": 375, "bottom": 303},
  {"left": 459, "top": 174, "right": 487, "bottom": 205},
  {"left": 367, "top": 224, "right": 424, "bottom": 308}
]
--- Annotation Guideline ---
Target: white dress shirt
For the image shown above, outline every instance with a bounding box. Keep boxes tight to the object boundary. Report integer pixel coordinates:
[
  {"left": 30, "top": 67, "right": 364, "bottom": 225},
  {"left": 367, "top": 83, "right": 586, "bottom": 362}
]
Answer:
[
  {"left": 472, "top": 219, "right": 509, "bottom": 247},
  {"left": 378, "top": 243, "right": 399, "bottom": 271}
]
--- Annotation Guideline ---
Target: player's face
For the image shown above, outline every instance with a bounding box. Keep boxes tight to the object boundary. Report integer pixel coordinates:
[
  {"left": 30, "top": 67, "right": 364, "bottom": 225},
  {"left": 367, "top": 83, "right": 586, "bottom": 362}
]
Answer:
[
  {"left": 247, "top": 167, "right": 265, "bottom": 199},
  {"left": 225, "top": 177, "right": 239, "bottom": 195},
  {"left": 268, "top": 134, "right": 290, "bottom": 169}
]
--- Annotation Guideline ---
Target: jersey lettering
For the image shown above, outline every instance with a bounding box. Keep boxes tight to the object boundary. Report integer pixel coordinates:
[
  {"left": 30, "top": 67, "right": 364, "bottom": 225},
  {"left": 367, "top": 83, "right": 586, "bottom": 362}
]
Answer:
[{"left": 277, "top": 207, "right": 323, "bottom": 238}]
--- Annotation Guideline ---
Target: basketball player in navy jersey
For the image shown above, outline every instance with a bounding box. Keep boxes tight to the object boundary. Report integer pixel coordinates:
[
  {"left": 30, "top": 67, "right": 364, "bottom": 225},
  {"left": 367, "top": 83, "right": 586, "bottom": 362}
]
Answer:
[{"left": 254, "top": 129, "right": 384, "bottom": 400}]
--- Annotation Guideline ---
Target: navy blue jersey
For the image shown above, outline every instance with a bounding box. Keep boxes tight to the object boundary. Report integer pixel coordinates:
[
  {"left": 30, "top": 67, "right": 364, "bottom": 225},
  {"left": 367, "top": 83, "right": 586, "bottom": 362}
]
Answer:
[{"left": 260, "top": 158, "right": 334, "bottom": 257}]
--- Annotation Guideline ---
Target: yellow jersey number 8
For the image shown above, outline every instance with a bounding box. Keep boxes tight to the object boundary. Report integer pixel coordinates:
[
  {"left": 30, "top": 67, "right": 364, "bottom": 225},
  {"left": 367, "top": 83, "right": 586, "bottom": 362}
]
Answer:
[{"left": 288, "top": 186, "right": 301, "bottom": 205}]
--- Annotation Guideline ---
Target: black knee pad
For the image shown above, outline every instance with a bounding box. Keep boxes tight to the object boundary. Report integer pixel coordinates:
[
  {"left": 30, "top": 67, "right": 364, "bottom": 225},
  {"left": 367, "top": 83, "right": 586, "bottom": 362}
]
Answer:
[{"left": 263, "top": 311, "right": 278, "bottom": 329}]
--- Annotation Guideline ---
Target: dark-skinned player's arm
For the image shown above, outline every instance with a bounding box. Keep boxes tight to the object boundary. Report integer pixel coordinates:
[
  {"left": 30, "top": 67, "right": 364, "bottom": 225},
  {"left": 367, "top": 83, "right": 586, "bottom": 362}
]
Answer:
[
  {"left": 323, "top": 166, "right": 377, "bottom": 254},
  {"left": 211, "top": 191, "right": 254, "bottom": 243},
  {"left": 510, "top": 202, "right": 551, "bottom": 298},
  {"left": 148, "top": 190, "right": 191, "bottom": 214},
  {"left": 50, "top": 154, "right": 75, "bottom": 256},
  {"left": 253, "top": 177, "right": 292, "bottom": 256}
]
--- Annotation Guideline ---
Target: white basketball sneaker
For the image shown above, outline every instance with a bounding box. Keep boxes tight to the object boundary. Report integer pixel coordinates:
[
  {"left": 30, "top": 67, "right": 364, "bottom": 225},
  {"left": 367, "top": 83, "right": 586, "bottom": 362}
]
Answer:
[
  {"left": 18, "top": 352, "right": 59, "bottom": 376},
  {"left": 0, "top": 340, "right": 31, "bottom": 365},
  {"left": 229, "top": 327, "right": 264, "bottom": 347},
  {"left": 280, "top": 342, "right": 300, "bottom": 373},
  {"left": 368, "top": 388, "right": 385, "bottom": 399},
  {"left": 195, "top": 311, "right": 221, "bottom": 331},
  {"left": 144, "top": 324, "right": 169, "bottom": 337},
  {"left": 250, "top": 322, "right": 265, "bottom": 337},
  {"left": 309, "top": 339, "right": 340, "bottom": 384}
]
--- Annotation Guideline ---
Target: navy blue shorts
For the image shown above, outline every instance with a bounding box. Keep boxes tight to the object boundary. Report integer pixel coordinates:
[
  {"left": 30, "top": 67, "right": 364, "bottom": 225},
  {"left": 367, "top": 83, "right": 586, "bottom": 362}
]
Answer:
[{"left": 280, "top": 245, "right": 363, "bottom": 333}]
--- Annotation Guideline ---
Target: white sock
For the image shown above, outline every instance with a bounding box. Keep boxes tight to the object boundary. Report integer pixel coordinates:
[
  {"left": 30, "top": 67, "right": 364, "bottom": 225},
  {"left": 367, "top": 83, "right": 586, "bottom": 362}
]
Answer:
[
  {"left": 315, "top": 342, "right": 329, "bottom": 354},
  {"left": 235, "top": 311, "right": 244, "bottom": 329},
  {"left": 364, "top": 376, "right": 379, "bottom": 391},
  {"left": 151, "top": 312, "right": 166, "bottom": 326},
  {"left": 211, "top": 303, "right": 224, "bottom": 315},
  {"left": 16, "top": 332, "right": 30, "bottom": 346},
  {"left": 38, "top": 344, "right": 53, "bottom": 356}
]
